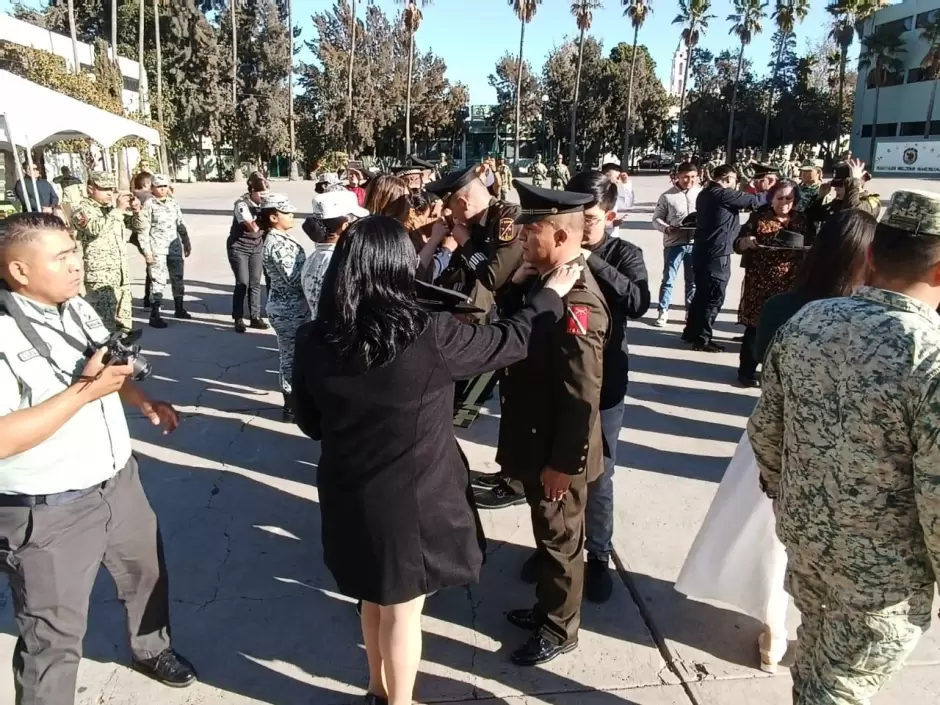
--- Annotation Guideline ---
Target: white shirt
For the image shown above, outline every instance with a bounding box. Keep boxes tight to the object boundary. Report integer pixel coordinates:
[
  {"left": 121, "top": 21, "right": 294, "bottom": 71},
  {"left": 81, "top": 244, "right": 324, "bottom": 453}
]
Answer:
[
  {"left": 301, "top": 242, "right": 336, "bottom": 317},
  {"left": 0, "top": 293, "right": 132, "bottom": 494},
  {"left": 652, "top": 185, "right": 702, "bottom": 247}
]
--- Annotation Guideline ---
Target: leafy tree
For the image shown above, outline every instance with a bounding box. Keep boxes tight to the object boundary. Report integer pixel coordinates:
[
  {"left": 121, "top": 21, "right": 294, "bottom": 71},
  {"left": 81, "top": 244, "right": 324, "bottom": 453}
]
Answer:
[
  {"left": 621, "top": 0, "right": 652, "bottom": 165},
  {"left": 568, "top": 0, "right": 602, "bottom": 166},
  {"left": 920, "top": 15, "right": 940, "bottom": 137},
  {"left": 509, "top": 0, "right": 541, "bottom": 163},
  {"left": 763, "top": 0, "right": 809, "bottom": 154},
  {"left": 859, "top": 23, "right": 906, "bottom": 164},
  {"left": 488, "top": 53, "right": 541, "bottom": 143},
  {"left": 726, "top": 0, "right": 767, "bottom": 160},
  {"left": 672, "top": 0, "right": 715, "bottom": 154},
  {"left": 396, "top": 0, "right": 432, "bottom": 156},
  {"left": 827, "top": 0, "right": 881, "bottom": 148}
]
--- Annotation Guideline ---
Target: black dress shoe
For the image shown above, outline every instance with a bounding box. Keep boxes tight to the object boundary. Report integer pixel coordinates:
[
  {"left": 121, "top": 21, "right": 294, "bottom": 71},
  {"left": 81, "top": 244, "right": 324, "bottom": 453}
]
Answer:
[
  {"left": 584, "top": 557, "right": 614, "bottom": 603},
  {"left": 474, "top": 479, "right": 527, "bottom": 509},
  {"left": 363, "top": 694, "right": 388, "bottom": 705},
  {"left": 132, "top": 649, "right": 197, "bottom": 688},
  {"left": 470, "top": 472, "right": 503, "bottom": 490},
  {"left": 506, "top": 608, "right": 542, "bottom": 631},
  {"left": 250, "top": 318, "right": 270, "bottom": 330},
  {"left": 234, "top": 319, "right": 247, "bottom": 333},
  {"left": 738, "top": 374, "right": 760, "bottom": 388},
  {"left": 510, "top": 634, "right": 578, "bottom": 666},
  {"left": 693, "top": 341, "right": 725, "bottom": 353},
  {"left": 520, "top": 550, "right": 540, "bottom": 584}
]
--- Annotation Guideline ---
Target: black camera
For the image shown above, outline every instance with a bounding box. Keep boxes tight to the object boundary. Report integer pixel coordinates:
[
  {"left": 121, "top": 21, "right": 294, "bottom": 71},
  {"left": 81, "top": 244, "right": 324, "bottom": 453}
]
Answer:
[{"left": 99, "top": 329, "right": 152, "bottom": 381}]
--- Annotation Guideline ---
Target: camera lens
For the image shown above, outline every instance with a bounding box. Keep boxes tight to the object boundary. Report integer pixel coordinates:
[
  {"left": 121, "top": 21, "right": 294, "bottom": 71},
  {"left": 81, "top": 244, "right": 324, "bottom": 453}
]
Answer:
[{"left": 130, "top": 353, "right": 152, "bottom": 381}]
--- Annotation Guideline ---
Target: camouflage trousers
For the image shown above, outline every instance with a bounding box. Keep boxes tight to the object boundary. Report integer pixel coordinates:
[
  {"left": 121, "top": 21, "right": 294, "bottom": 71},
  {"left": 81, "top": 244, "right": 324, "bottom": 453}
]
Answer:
[
  {"left": 551, "top": 180, "right": 564, "bottom": 190},
  {"left": 268, "top": 310, "right": 309, "bottom": 395},
  {"left": 786, "top": 553, "right": 932, "bottom": 705},
  {"left": 148, "top": 240, "right": 185, "bottom": 305},
  {"left": 84, "top": 282, "right": 133, "bottom": 332}
]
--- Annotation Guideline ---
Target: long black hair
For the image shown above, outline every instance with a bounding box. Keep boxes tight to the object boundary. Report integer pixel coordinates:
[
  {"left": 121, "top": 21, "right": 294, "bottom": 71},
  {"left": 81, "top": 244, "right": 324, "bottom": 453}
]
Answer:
[
  {"left": 315, "top": 215, "right": 430, "bottom": 368},
  {"left": 793, "top": 210, "right": 876, "bottom": 301}
]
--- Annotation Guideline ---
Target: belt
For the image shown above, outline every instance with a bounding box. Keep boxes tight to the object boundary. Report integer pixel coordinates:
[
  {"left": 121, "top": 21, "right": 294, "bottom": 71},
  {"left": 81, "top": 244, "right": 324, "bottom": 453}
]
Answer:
[{"left": 0, "top": 479, "right": 109, "bottom": 508}]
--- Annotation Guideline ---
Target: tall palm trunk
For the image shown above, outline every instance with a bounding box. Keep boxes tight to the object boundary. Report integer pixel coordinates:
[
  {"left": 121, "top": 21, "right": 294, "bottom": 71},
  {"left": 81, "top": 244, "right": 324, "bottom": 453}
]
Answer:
[
  {"left": 405, "top": 27, "right": 414, "bottom": 156},
  {"left": 726, "top": 44, "right": 745, "bottom": 163},
  {"left": 569, "top": 25, "right": 586, "bottom": 168},
  {"left": 67, "top": 0, "right": 80, "bottom": 74},
  {"left": 514, "top": 20, "right": 526, "bottom": 163},
  {"left": 287, "top": 0, "right": 297, "bottom": 179},
  {"left": 621, "top": 24, "right": 640, "bottom": 167},
  {"left": 676, "top": 33, "right": 694, "bottom": 154},
  {"left": 762, "top": 35, "right": 785, "bottom": 158},
  {"left": 346, "top": 0, "right": 357, "bottom": 153},
  {"left": 138, "top": 0, "right": 147, "bottom": 115},
  {"left": 926, "top": 76, "right": 939, "bottom": 138},
  {"left": 153, "top": 0, "right": 167, "bottom": 174},
  {"left": 836, "top": 45, "right": 847, "bottom": 150},
  {"left": 869, "top": 66, "right": 882, "bottom": 166},
  {"left": 231, "top": 0, "right": 241, "bottom": 181},
  {"left": 111, "top": 0, "right": 118, "bottom": 61}
]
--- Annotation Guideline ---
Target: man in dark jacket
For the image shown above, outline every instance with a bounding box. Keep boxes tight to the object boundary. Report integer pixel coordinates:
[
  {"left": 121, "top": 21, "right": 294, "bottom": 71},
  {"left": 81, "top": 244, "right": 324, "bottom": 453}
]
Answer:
[{"left": 682, "top": 165, "right": 762, "bottom": 352}]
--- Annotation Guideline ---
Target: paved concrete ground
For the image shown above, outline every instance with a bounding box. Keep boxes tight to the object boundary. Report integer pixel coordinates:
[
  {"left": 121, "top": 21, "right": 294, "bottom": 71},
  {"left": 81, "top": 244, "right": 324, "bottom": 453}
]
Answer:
[{"left": 1, "top": 174, "right": 939, "bottom": 704}]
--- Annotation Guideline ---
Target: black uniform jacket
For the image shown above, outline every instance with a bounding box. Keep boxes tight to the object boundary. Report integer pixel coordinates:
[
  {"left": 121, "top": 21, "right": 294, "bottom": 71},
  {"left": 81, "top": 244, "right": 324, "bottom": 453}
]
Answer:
[
  {"left": 435, "top": 200, "right": 523, "bottom": 317},
  {"left": 693, "top": 183, "right": 763, "bottom": 260},
  {"left": 586, "top": 235, "right": 651, "bottom": 409},
  {"left": 496, "top": 258, "right": 610, "bottom": 483}
]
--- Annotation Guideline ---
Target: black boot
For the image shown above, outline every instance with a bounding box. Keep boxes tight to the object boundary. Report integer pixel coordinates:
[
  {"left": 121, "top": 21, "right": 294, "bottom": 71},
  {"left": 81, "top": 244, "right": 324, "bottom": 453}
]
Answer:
[
  {"left": 174, "top": 297, "right": 192, "bottom": 320},
  {"left": 282, "top": 393, "right": 295, "bottom": 423},
  {"left": 142, "top": 273, "right": 152, "bottom": 308},
  {"left": 149, "top": 302, "right": 167, "bottom": 329}
]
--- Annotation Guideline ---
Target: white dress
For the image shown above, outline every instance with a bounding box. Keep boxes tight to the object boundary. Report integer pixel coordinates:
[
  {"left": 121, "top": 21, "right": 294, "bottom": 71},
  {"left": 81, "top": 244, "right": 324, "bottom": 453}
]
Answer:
[{"left": 675, "top": 431, "right": 789, "bottom": 637}]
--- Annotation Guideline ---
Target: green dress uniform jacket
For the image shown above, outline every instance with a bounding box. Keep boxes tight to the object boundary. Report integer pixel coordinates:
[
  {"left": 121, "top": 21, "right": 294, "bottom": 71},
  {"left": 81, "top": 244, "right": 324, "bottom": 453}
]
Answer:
[
  {"left": 496, "top": 260, "right": 610, "bottom": 482},
  {"left": 434, "top": 200, "right": 523, "bottom": 319}
]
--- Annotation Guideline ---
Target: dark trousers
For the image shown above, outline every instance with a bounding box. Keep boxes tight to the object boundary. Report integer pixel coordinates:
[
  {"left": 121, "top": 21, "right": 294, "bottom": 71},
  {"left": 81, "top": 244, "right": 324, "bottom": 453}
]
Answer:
[
  {"left": 227, "top": 245, "right": 263, "bottom": 321},
  {"left": 0, "top": 457, "right": 171, "bottom": 705},
  {"left": 683, "top": 254, "right": 731, "bottom": 345},
  {"left": 738, "top": 325, "right": 759, "bottom": 378},
  {"left": 522, "top": 473, "right": 587, "bottom": 645}
]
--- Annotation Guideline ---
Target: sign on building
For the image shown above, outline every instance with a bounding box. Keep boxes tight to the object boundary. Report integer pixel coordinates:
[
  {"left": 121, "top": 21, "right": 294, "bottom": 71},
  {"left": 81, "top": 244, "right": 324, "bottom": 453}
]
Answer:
[{"left": 874, "top": 140, "right": 940, "bottom": 175}]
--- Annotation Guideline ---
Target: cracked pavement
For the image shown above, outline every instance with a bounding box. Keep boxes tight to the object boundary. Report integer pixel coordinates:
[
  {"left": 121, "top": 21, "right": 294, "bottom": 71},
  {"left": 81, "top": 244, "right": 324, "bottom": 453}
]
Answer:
[{"left": 2, "top": 176, "right": 939, "bottom": 704}]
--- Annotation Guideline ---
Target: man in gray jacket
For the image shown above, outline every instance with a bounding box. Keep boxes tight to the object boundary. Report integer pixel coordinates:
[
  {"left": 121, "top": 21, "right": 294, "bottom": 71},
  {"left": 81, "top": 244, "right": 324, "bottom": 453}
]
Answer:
[{"left": 651, "top": 162, "right": 701, "bottom": 327}]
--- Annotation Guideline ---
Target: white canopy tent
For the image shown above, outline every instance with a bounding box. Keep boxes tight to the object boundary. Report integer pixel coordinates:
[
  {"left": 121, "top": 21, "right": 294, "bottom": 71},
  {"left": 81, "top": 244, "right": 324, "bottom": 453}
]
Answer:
[{"left": 0, "top": 69, "right": 161, "bottom": 212}]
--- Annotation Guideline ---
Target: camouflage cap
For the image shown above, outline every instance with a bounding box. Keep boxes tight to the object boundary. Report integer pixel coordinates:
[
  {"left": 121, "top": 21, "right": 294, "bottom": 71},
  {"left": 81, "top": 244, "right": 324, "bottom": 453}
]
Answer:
[
  {"left": 882, "top": 189, "right": 940, "bottom": 237},
  {"left": 151, "top": 173, "right": 170, "bottom": 187},
  {"left": 88, "top": 171, "right": 116, "bottom": 189},
  {"left": 259, "top": 193, "right": 296, "bottom": 213}
]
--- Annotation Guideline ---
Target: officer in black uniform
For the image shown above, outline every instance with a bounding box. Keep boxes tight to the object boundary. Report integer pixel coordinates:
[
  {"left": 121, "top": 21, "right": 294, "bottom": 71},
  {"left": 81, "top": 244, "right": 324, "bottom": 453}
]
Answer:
[{"left": 497, "top": 182, "right": 609, "bottom": 666}]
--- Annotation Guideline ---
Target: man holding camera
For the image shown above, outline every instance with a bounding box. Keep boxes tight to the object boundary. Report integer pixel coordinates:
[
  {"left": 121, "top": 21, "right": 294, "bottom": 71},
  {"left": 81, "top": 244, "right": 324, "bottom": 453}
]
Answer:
[{"left": 0, "top": 213, "right": 196, "bottom": 704}]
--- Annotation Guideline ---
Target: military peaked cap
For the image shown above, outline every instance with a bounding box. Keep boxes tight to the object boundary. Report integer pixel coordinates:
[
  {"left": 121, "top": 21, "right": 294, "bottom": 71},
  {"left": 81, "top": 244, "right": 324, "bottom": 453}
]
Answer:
[{"left": 513, "top": 181, "right": 594, "bottom": 225}]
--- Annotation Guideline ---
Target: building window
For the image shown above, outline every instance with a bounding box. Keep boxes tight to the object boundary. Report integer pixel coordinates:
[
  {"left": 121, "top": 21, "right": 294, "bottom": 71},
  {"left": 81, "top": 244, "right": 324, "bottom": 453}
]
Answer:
[
  {"left": 122, "top": 76, "right": 139, "bottom": 93},
  {"left": 879, "top": 16, "right": 914, "bottom": 35},
  {"left": 900, "top": 121, "right": 927, "bottom": 136},
  {"left": 916, "top": 10, "right": 939, "bottom": 29},
  {"left": 860, "top": 123, "right": 898, "bottom": 138},
  {"left": 866, "top": 68, "right": 905, "bottom": 89},
  {"left": 908, "top": 67, "right": 928, "bottom": 83}
]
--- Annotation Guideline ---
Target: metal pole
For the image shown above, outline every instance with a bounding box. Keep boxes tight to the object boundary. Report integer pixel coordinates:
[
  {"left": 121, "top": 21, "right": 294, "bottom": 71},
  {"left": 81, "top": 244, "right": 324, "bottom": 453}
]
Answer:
[
  {"left": 231, "top": 0, "right": 242, "bottom": 181},
  {"left": 287, "top": 0, "right": 298, "bottom": 180},
  {"left": 6, "top": 119, "right": 29, "bottom": 212}
]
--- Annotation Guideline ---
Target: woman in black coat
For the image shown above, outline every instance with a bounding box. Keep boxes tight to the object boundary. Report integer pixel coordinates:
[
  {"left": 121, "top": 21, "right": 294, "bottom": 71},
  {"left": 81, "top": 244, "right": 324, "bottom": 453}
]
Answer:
[{"left": 292, "top": 215, "right": 579, "bottom": 705}]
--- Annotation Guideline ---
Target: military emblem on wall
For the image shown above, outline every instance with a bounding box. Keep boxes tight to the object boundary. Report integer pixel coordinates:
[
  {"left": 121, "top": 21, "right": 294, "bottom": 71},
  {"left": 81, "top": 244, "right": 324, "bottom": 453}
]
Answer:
[{"left": 903, "top": 147, "right": 918, "bottom": 165}]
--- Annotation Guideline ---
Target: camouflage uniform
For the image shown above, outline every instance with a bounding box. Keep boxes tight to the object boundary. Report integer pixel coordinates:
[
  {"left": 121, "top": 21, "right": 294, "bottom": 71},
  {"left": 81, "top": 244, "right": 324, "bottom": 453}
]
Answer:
[
  {"left": 550, "top": 159, "right": 570, "bottom": 190},
  {"left": 71, "top": 173, "right": 133, "bottom": 332},
  {"left": 497, "top": 162, "right": 513, "bottom": 201},
  {"left": 748, "top": 191, "right": 940, "bottom": 705},
  {"left": 531, "top": 156, "right": 548, "bottom": 187},
  {"left": 260, "top": 195, "right": 310, "bottom": 397},
  {"left": 133, "top": 184, "right": 190, "bottom": 318}
]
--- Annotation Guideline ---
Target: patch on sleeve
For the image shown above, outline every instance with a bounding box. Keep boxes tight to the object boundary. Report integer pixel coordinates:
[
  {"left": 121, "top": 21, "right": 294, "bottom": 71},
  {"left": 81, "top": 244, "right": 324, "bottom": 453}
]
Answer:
[
  {"left": 72, "top": 209, "right": 88, "bottom": 228},
  {"left": 18, "top": 348, "right": 40, "bottom": 363},
  {"left": 565, "top": 305, "right": 589, "bottom": 336},
  {"left": 498, "top": 217, "right": 515, "bottom": 242}
]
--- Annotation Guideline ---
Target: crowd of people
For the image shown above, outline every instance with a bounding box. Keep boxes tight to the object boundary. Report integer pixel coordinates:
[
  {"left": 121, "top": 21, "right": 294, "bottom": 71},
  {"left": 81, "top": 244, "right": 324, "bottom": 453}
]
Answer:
[{"left": 1, "top": 146, "right": 939, "bottom": 705}]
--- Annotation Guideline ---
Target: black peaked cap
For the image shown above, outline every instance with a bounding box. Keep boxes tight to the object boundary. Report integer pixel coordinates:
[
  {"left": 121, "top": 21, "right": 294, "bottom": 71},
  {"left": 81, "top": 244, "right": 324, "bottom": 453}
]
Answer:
[
  {"left": 514, "top": 181, "right": 595, "bottom": 225},
  {"left": 423, "top": 164, "right": 482, "bottom": 199},
  {"left": 408, "top": 155, "right": 436, "bottom": 170}
]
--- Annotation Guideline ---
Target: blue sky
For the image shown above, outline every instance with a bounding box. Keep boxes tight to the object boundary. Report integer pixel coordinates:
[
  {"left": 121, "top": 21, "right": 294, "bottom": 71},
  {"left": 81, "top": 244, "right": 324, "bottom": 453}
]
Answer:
[{"left": 5, "top": 0, "right": 857, "bottom": 103}]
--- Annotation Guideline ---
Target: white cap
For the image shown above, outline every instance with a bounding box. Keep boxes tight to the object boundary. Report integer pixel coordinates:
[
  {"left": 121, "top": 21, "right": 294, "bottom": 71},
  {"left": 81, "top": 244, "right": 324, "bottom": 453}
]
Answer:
[{"left": 312, "top": 190, "right": 369, "bottom": 220}]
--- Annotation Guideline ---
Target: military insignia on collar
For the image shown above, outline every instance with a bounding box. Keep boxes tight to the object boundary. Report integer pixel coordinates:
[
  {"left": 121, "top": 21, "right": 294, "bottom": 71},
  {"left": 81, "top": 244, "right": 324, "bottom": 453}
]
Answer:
[
  {"left": 498, "top": 218, "right": 515, "bottom": 242},
  {"left": 18, "top": 348, "right": 40, "bottom": 362}
]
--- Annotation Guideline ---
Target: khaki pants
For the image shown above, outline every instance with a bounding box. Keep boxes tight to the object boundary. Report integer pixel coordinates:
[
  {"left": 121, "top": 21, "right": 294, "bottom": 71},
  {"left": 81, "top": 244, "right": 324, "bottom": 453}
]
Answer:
[
  {"left": 0, "top": 457, "right": 171, "bottom": 705},
  {"left": 522, "top": 473, "right": 587, "bottom": 645}
]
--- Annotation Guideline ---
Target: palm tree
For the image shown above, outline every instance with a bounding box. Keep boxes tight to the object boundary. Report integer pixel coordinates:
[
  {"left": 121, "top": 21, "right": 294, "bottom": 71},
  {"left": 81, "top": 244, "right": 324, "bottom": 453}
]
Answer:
[
  {"left": 346, "top": 1, "right": 374, "bottom": 153},
  {"left": 397, "top": 0, "right": 432, "bottom": 157},
  {"left": 920, "top": 15, "right": 940, "bottom": 137},
  {"left": 231, "top": 0, "right": 241, "bottom": 181},
  {"left": 569, "top": 0, "right": 601, "bottom": 168},
  {"left": 112, "top": 0, "right": 118, "bottom": 61},
  {"left": 153, "top": 0, "right": 168, "bottom": 173},
  {"left": 827, "top": 1, "right": 882, "bottom": 151},
  {"left": 287, "top": 0, "right": 297, "bottom": 180},
  {"left": 672, "top": 0, "right": 714, "bottom": 154},
  {"left": 138, "top": 0, "right": 148, "bottom": 115},
  {"left": 762, "top": 0, "right": 809, "bottom": 156},
  {"left": 621, "top": 0, "right": 651, "bottom": 167},
  {"left": 859, "top": 23, "right": 906, "bottom": 165},
  {"left": 54, "top": 0, "right": 81, "bottom": 74},
  {"left": 510, "top": 0, "right": 541, "bottom": 165},
  {"left": 726, "top": 0, "right": 766, "bottom": 161}
]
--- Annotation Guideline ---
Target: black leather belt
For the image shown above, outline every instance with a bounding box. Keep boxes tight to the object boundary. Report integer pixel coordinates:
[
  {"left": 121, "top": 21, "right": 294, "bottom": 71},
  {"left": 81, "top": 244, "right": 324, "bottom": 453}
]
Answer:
[{"left": 0, "top": 480, "right": 109, "bottom": 508}]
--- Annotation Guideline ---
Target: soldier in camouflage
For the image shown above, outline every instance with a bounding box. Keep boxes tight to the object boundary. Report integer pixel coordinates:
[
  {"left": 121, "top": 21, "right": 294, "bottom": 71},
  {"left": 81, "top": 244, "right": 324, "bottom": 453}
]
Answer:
[
  {"left": 748, "top": 188, "right": 940, "bottom": 705},
  {"left": 496, "top": 156, "right": 513, "bottom": 201},
  {"left": 133, "top": 174, "right": 191, "bottom": 328},
  {"left": 550, "top": 155, "right": 570, "bottom": 190},
  {"left": 260, "top": 193, "right": 310, "bottom": 422},
  {"left": 531, "top": 154, "right": 548, "bottom": 187},
  {"left": 71, "top": 171, "right": 136, "bottom": 332}
]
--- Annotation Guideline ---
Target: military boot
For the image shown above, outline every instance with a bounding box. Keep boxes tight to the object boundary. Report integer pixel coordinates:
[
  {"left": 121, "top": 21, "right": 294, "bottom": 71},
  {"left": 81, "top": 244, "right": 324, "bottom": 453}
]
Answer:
[
  {"left": 282, "top": 393, "right": 295, "bottom": 423},
  {"left": 149, "top": 302, "right": 168, "bottom": 329},
  {"left": 174, "top": 297, "right": 192, "bottom": 320},
  {"left": 142, "top": 276, "right": 151, "bottom": 308}
]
